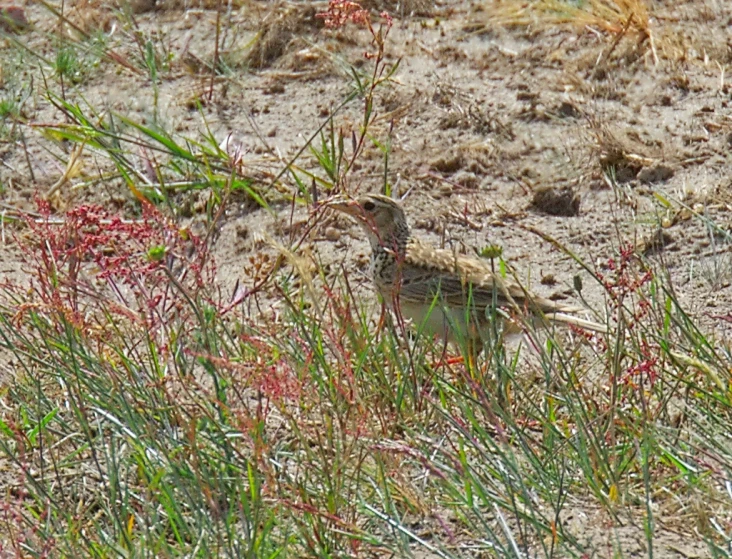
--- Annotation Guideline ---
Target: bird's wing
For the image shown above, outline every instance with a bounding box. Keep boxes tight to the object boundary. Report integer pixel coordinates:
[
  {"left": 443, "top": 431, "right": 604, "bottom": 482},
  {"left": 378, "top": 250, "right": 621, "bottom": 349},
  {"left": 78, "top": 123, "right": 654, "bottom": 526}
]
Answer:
[
  {"left": 400, "top": 241, "right": 519, "bottom": 310},
  {"left": 401, "top": 240, "right": 581, "bottom": 316}
]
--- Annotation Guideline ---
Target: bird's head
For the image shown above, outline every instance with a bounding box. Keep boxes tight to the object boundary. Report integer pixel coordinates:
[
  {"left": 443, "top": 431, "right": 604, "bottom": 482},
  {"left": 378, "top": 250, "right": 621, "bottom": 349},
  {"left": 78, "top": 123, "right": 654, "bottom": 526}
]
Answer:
[{"left": 328, "top": 193, "right": 409, "bottom": 250}]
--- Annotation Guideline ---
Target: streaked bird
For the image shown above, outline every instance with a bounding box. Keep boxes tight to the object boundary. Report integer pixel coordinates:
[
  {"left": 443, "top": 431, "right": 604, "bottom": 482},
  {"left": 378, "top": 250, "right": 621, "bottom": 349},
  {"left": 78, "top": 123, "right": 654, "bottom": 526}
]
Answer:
[{"left": 328, "top": 193, "right": 605, "bottom": 349}]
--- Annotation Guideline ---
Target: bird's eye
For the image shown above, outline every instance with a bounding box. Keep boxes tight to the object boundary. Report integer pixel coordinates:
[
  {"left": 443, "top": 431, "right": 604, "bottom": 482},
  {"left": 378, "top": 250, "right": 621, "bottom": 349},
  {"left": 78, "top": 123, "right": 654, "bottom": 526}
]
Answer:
[{"left": 363, "top": 201, "right": 376, "bottom": 211}]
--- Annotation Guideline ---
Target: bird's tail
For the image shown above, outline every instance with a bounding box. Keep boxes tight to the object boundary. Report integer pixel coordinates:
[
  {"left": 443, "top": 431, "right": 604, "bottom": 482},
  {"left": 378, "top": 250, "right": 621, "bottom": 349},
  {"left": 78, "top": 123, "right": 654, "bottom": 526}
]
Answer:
[{"left": 546, "top": 312, "right": 608, "bottom": 334}]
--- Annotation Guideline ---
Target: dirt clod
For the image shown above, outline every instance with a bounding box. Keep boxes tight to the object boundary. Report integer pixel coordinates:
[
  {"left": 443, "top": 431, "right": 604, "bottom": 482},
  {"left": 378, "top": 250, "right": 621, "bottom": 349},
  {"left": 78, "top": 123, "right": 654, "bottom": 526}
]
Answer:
[
  {"left": 556, "top": 101, "right": 582, "bottom": 119},
  {"left": 639, "top": 229, "right": 675, "bottom": 256},
  {"left": 430, "top": 152, "right": 464, "bottom": 174},
  {"left": 452, "top": 171, "right": 479, "bottom": 189},
  {"left": 637, "top": 163, "right": 675, "bottom": 184},
  {"left": 128, "top": 0, "right": 156, "bottom": 13},
  {"left": 531, "top": 186, "right": 581, "bottom": 217},
  {"left": 264, "top": 82, "right": 286, "bottom": 95}
]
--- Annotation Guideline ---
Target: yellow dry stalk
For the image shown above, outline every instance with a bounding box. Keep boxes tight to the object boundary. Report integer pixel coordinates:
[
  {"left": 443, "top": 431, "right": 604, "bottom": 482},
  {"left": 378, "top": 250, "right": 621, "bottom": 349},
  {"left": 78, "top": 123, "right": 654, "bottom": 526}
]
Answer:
[{"left": 487, "top": 0, "right": 651, "bottom": 36}]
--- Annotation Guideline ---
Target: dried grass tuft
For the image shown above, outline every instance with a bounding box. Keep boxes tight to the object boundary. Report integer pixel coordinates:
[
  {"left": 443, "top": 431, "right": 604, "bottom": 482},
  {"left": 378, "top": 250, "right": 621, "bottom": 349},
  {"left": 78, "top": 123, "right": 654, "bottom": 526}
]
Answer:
[
  {"left": 484, "top": 0, "right": 652, "bottom": 36},
  {"left": 587, "top": 118, "right": 655, "bottom": 182},
  {"left": 476, "top": 0, "right": 663, "bottom": 67},
  {"left": 246, "top": 4, "right": 320, "bottom": 70},
  {"left": 360, "top": 0, "right": 436, "bottom": 18}
]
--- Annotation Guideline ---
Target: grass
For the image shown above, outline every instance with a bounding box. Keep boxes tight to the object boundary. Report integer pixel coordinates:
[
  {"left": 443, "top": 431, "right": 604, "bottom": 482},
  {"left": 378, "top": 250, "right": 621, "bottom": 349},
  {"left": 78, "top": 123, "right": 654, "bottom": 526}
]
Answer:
[
  {"left": 1, "top": 0, "right": 732, "bottom": 557},
  {"left": 484, "top": 0, "right": 653, "bottom": 35},
  {"left": 3, "top": 200, "right": 732, "bottom": 556},
  {"left": 475, "top": 0, "right": 730, "bottom": 73}
]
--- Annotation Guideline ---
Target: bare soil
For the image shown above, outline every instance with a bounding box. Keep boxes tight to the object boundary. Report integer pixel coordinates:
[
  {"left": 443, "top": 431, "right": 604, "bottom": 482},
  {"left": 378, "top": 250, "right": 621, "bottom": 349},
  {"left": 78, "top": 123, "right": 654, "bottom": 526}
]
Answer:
[{"left": 2, "top": 0, "right": 732, "bottom": 556}]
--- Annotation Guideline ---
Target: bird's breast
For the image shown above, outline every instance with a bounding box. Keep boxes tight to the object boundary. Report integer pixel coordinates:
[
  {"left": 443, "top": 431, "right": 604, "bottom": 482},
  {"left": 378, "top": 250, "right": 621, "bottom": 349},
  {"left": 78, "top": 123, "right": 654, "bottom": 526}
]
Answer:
[{"left": 398, "top": 300, "right": 494, "bottom": 343}]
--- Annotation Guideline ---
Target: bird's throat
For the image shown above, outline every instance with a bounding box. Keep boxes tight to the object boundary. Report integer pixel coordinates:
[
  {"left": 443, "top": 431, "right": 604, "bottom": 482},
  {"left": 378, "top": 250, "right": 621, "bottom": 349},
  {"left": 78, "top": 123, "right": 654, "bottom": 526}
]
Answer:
[{"left": 369, "top": 232, "right": 409, "bottom": 291}]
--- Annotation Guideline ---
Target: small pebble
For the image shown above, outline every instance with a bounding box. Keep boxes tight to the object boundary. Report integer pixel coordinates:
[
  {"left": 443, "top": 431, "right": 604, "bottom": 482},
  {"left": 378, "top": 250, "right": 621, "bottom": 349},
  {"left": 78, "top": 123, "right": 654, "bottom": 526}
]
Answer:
[{"left": 324, "top": 227, "right": 341, "bottom": 242}]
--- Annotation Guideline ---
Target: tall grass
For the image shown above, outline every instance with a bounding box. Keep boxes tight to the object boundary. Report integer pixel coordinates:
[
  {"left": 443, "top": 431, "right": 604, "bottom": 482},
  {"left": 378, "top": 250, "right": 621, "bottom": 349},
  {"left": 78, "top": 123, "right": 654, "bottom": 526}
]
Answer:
[{"left": 3, "top": 196, "right": 732, "bottom": 557}]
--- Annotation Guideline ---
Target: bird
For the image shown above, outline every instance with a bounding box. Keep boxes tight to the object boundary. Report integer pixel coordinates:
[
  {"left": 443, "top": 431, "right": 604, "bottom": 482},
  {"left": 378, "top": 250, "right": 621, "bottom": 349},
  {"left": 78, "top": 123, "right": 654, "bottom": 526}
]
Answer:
[{"left": 327, "top": 192, "right": 606, "bottom": 352}]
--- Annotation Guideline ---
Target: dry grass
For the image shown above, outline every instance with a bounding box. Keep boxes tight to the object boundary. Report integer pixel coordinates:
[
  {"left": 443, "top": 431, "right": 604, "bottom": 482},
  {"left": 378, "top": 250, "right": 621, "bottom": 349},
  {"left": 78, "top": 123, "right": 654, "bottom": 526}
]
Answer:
[
  {"left": 360, "top": 0, "right": 436, "bottom": 17},
  {"left": 588, "top": 120, "right": 654, "bottom": 181},
  {"left": 477, "top": 0, "right": 732, "bottom": 68},
  {"left": 246, "top": 4, "right": 321, "bottom": 69},
  {"left": 482, "top": 0, "right": 652, "bottom": 36}
]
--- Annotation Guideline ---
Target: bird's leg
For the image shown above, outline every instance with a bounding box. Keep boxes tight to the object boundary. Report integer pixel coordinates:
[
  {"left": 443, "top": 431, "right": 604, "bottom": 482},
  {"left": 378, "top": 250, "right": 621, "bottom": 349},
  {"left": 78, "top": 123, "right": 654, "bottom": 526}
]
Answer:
[
  {"left": 390, "top": 293, "right": 418, "bottom": 354},
  {"left": 497, "top": 374, "right": 511, "bottom": 409},
  {"left": 379, "top": 301, "right": 411, "bottom": 357},
  {"left": 480, "top": 335, "right": 512, "bottom": 410},
  {"left": 377, "top": 299, "right": 390, "bottom": 334},
  {"left": 497, "top": 348, "right": 514, "bottom": 409},
  {"left": 432, "top": 336, "right": 461, "bottom": 369},
  {"left": 465, "top": 338, "right": 484, "bottom": 384}
]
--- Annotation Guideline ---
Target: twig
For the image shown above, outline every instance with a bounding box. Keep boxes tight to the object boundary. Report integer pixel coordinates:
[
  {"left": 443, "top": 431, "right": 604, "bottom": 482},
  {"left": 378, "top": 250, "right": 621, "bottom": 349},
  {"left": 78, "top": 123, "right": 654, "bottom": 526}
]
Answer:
[
  {"left": 209, "top": 0, "right": 222, "bottom": 101},
  {"left": 45, "top": 143, "right": 85, "bottom": 200},
  {"left": 648, "top": 27, "right": 659, "bottom": 66},
  {"left": 592, "top": 14, "right": 634, "bottom": 79}
]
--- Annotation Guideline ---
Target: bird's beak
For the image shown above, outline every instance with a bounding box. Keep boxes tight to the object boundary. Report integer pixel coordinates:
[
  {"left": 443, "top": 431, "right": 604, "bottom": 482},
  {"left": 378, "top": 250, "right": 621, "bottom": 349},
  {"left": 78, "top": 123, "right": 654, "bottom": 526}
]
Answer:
[{"left": 326, "top": 196, "right": 361, "bottom": 217}]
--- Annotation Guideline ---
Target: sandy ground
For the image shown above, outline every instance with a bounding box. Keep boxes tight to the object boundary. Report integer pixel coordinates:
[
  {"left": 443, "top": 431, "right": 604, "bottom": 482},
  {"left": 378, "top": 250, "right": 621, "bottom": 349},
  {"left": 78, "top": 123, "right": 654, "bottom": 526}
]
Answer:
[{"left": 1, "top": 0, "right": 732, "bottom": 555}]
